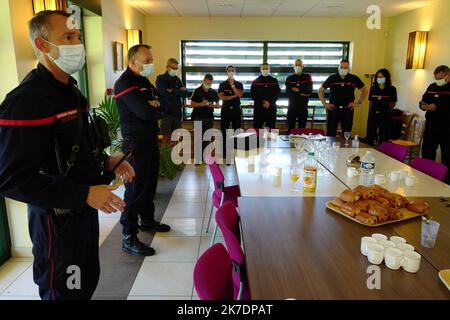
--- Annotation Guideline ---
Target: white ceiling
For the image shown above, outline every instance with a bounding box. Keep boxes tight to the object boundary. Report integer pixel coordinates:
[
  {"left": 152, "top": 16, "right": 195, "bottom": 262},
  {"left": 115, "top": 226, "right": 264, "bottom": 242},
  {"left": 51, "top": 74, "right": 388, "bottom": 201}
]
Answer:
[{"left": 126, "top": 0, "right": 436, "bottom": 17}]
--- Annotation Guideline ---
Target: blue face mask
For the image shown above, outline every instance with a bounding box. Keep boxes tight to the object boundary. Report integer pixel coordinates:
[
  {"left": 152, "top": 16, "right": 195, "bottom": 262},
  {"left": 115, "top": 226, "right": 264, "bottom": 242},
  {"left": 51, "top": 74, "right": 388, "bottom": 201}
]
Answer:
[
  {"left": 377, "top": 77, "right": 386, "bottom": 85},
  {"left": 168, "top": 68, "right": 177, "bottom": 77}
]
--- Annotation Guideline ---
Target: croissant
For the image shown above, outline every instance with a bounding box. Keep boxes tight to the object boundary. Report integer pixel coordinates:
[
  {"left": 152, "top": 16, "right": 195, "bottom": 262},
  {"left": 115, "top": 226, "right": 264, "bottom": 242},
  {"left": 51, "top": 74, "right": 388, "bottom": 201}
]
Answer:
[
  {"left": 407, "top": 201, "right": 430, "bottom": 214},
  {"left": 341, "top": 203, "right": 362, "bottom": 218},
  {"left": 339, "top": 189, "right": 360, "bottom": 203},
  {"left": 368, "top": 205, "right": 389, "bottom": 222},
  {"left": 354, "top": 186, "right": 374, "bottom": 199},
  {"left": 356, "top": 212, "right": 378, "bottom": 225}
]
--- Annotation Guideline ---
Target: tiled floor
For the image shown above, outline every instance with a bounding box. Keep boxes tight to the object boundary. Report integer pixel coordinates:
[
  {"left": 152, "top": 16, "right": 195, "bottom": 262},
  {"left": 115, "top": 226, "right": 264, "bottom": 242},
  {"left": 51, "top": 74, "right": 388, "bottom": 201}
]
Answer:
[
  {"left": 0, "top": 164, "right": 234, "bottom": 300},
  {"left": 127, "top": 164, "right": 232, "bottom": 300}
]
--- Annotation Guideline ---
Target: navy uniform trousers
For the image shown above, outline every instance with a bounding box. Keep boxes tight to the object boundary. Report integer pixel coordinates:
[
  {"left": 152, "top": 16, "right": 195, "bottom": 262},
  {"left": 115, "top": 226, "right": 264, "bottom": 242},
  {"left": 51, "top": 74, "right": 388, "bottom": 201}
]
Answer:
[
  {"left": 120, "top": 136, "right": 160, "bottom": 235},
  {"left": 29, "top": 205, "right": 99, "bottom": 300}
]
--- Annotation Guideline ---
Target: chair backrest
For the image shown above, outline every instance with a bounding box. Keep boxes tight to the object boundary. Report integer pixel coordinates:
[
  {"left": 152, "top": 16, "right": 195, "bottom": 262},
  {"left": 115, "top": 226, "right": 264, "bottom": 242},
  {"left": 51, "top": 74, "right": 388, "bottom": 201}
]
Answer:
[
  {"left": 409, "top": 119, "right": 426, "bottom": 145},
  {"left": 216, "top": 201, "right": 250, "bottom": 300},
  {"left": 290, "top": 128, "right": 325, "bottom": 136},
  {"left": 378, "top": 142, "right": 408, "bottom": 162},
  {"left": 206, "top": 156, "right": 225, "bottom": 201},
  {"left": 411, "top": 158, "right": 449, "bottom": 182},
  {"left": 400, "top": 112, "right": 416, "bottom": 140},
  {"left": 194, "top": 243, "right": 234, "bottom": 300},
  {"left": 216, "top": 201, "right": 241, "bottom": 245}
]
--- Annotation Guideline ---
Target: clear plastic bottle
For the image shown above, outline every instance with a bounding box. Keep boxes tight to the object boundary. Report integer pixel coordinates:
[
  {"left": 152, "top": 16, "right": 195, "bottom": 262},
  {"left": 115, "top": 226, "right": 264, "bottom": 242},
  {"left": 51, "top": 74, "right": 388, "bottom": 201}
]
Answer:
[
  {"left": 352, "top": 135, "right": 360, "bottom": 148},
  {"left": 303, "top": 152, "right": 318, "bottom": 192},
  {"left": 360, "top": 151, "right": 376, "bottom": 186}
]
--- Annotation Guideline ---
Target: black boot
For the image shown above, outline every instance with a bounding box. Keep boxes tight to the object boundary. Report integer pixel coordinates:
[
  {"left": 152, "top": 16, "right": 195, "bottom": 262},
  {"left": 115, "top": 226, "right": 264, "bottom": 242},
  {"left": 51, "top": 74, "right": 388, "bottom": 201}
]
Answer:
[
  {"left": 122, "top": 234, "right": 155, "bottom": 256},
  {"left": 140, "top": 220, "right": 171, "bottom": 233}
]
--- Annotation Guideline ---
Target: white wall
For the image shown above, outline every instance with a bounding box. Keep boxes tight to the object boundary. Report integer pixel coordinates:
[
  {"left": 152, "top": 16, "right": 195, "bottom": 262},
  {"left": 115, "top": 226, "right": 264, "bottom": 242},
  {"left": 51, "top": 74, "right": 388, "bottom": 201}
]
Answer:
[
  {"left": 101, "top": 0, "right": 146, "bottom": 90},
  {"left": 386, "top": 0, "right": 450, "bottom": 116},
  {"left": 84, "top": 15, "right": 106, "bottom": 107}
]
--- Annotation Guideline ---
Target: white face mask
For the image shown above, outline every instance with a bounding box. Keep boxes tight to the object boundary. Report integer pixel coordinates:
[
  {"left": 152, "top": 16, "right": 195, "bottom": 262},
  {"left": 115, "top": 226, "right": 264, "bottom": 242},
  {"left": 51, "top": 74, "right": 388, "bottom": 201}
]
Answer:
[
  {"left": 227, "top": 72, "right": 235, "bottom": 79},
  {"left": 294, "top": 66, "right": 303, "bottom": 74},
  {"left": 338, "top": 68, "right": 349, "bottom": 77},
  {"left": 377, "top": 77, "right": 386, "bottom": 85},
  {"left": 168, "top": 68, "right": 177, "bottom": 77},
  {"left": 261, "top": 69, "right": 270, "bottom": 77},
  {"left": 436, "top": 78, "right": 447, "bottom": 87},
  {"left": 44, "top": 39, "right": 86, "bottom": 75},
  {"left": 140, "top": 63, "right": 154, "bottom": 78},
  {"left": 203, "top": 83, "right": 211, "bottom": 90}
]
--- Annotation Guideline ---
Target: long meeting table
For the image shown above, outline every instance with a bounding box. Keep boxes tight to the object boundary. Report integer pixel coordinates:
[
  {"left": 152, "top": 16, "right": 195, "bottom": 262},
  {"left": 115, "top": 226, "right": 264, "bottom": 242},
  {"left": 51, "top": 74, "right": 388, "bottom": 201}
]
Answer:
[{"left": 234, "top": 137, "right": 450, "bottom": 300}]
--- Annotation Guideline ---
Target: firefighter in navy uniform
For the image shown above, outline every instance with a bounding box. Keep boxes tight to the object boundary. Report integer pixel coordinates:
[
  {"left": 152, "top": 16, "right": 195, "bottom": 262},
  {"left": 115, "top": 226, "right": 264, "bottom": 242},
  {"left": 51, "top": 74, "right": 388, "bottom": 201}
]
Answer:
[
  {"left": 420, "top": 65, "right": 450, "bottom": 184},
  {"left": 0, "top": 11, "right": 134, "bottom": 300},
  {"left": 251, "top": 63, "right": 281, "bottom": 129},
  {"left": 114, "top": 44, "right": 171, "bottom": 256},
  {"left": 156, "top": 58, "right": 190, "bottom": 142},
  {"left": 365, "top": 68, "right": 398, "bottom": 146},
  {"left": 285, "top": 59, "right": 313, "bottom": 132},
  {"left": 218, "top": 66, "right": 244, "bottom": 162},
  {"left": 190, "top": 74, "right": 220, "bottom": 163},
  {"left": 318, "top": 59, "right": 368, "bottom": 136}
]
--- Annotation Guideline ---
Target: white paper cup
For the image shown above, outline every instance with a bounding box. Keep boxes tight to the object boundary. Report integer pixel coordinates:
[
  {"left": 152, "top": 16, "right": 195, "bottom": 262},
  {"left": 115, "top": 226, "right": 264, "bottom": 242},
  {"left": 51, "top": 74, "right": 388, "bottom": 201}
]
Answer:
[
  {"left": 390, "top": 236, "right": 407, "bottom": 246},
  {"left": 405, "top": 175, "right": 417, "bottom": 187},
  {"left": 367, "top": 243, "right": 384, "bottom": 265},
  {"left": 379, "top": 240, "right": 396, "bottom": 250},
  {"left": 361, "top": 237, "right": 378, "bottom": 256},
  {"left": 389, "top": 171, "right": 401, "bottom": 182},
  {"left": 371, "top": 233, "right": 388, "bottom": 242},
  {"left": 402, "top": 251, "right": 421, "bottom": 273},
  {"left": 399, "top": 169, "right": 409, "bottom": 180},
  {"left": 385, "top": 248, "right": 403, "bottom": 270},
  {"left": 375, "top": 174, "right": 386, "bottom": 185},
  {"left": 397, "top": 242, "right": 415, "bottom": 253},
  {"left": 274, "top": 167, "right": 282, "bottom": 176}
]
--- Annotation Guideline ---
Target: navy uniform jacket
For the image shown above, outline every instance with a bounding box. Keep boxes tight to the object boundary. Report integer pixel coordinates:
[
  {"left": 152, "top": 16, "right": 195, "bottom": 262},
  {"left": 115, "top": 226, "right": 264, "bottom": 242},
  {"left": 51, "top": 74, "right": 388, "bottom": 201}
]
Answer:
[
  {"left": 114, "top": 68, "right": 161, "bottom": 139},
  {"left": 322, "top": 73, "right": 365, "bottom": 107},
  {"left": 156, "top": 72, "right": 190, "bottom": 117},
  {"left": 368, "top": 85, "right": 397, "bottom": 113},
  {"left": 251, "top": 75, "right": 281, "bottom": 110},
  {"left": 285, "top": 73, "right": 313, "bottom": 108},
  {"left": 218, "top": 80, "right": 244, "bottom": 109},
  {"left": 190, "top": 86, "right": 219, "bottom": 119},
  {"left": 0, "top": 64, "right": 104, "bottom": 213},
  {"left": 421, "top": 82, "right": 450, "bottom": 125}
]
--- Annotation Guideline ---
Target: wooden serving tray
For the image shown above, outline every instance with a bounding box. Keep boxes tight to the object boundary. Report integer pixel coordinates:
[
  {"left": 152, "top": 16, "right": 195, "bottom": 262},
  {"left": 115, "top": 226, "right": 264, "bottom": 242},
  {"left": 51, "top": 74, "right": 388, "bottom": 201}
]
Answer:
[{"left": 325, "top": 200, "right": 423, "bottom": 227}]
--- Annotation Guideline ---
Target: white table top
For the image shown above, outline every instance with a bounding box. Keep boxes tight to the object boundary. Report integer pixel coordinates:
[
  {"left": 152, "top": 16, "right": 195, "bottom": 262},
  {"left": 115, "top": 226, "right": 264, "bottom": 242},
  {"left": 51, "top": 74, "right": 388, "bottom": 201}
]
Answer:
[
  {"left": 320, "top": 147, "right": 450, "bottom": 197},
  {"left": 234, "top": 148, "right": 348, "bottom": 197}
]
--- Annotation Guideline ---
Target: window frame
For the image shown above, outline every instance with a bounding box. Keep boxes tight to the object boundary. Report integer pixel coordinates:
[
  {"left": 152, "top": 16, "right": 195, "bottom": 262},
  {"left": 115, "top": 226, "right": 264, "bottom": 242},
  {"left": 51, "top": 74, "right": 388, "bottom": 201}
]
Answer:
[{"left": 180, "top": 40, "right": 350, "bottom": 122}]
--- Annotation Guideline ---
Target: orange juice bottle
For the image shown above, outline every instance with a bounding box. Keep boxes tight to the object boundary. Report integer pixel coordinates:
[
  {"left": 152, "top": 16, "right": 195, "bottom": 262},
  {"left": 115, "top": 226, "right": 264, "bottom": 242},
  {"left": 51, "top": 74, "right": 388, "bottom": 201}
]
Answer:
[{"left": 303, "top": 152, "right": 317, "bottom": 192}]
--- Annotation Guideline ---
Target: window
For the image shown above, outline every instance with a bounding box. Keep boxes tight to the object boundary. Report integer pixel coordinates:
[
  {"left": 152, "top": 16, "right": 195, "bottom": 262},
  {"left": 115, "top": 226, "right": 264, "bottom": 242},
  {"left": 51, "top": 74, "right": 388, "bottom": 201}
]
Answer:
[{"left": 181, "top": 40, "right": 349, "bottom": 121}]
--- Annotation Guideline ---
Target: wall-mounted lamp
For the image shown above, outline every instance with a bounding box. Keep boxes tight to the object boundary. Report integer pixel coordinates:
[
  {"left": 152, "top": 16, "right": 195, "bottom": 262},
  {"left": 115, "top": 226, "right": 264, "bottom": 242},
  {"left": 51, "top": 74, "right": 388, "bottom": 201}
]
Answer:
[
  {"left": 32, "top": 0, "right": 68, "bottom": 14},
  {"left": 127, "top": 29, "right": 143, "bottom": 50},
  {"left": 406, "top": 31, "right": 428, "bottom": 70}
]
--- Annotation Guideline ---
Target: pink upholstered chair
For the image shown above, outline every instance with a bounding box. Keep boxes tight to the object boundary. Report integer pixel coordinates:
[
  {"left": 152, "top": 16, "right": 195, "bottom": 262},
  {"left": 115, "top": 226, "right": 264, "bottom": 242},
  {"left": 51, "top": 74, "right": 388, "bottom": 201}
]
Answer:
[
  {"left": 411, "top": 158, "right": 448, "bottom": 182},
  {"left": 193, "top": 243, "right": 234, "bottom": 300},
  {"left": 205, "top": 156, "right": 240, "bottom": 246},
  {"left": 378, "top": 142, "right": 408, "bottom": 162},
  {"left": 216, "top": 201, "right": 251, "bottom": 300}
]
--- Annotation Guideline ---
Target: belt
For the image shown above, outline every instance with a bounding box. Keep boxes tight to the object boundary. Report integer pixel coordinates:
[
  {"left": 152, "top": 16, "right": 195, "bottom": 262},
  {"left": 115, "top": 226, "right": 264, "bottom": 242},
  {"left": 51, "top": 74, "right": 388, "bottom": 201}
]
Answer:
[
  {"left": 338, "top": 106, "right": 350, "bottom": 110},
  {"left": 224, "top": 105, "right": 239, "bottom": 110}
]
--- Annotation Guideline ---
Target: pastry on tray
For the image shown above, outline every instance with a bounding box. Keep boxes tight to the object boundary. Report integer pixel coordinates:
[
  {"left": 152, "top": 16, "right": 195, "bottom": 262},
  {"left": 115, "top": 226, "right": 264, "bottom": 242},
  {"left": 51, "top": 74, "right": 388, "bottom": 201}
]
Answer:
[{"left": 328, "top": 185, "right": 431, "bottom": 225}]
